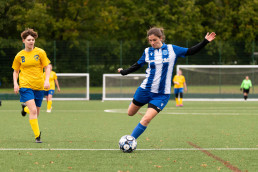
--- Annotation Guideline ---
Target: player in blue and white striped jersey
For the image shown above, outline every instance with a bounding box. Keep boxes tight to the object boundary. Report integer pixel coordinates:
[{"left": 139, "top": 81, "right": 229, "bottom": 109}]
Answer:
[{"left": 118, "top": 27, "right": 216, "bottom": 140}]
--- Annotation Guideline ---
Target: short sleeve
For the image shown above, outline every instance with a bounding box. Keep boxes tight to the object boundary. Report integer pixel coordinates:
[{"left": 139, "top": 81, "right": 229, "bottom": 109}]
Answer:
[
  {"left": 12, "top": 56, "right": 21, "bottom": 71},
  {"left": 137, "top": 51, "right": 146, "bottom": 67},
  {"left": 40, "top": 50, "right": 50, "bottom": 67},
  {"left": 173, "top": 76, "right": 176, "bottom": 82},
  {"left": 172, "top": 45, "right": 188, "bottom": 58},
  {"left": 54, "top": 72, "right": 57, "bottom": 80}
]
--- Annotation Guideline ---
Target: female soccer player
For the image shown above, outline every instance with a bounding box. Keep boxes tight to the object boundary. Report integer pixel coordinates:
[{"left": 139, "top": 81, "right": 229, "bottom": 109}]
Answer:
[
  {"left": 118, "top": 27, "right": 216, "bottom": 139},
  {"left": 44, "top": 64, "right": 61, "bottom": 113},
  {"left": 12, "top": 28, "right": 51, "bottom": 143},
  {"left": 240, "top": 76, "right": 252, "bottom": 100},
  {"left": 173, "top": 69, "right": 187, "bottom": 107}
]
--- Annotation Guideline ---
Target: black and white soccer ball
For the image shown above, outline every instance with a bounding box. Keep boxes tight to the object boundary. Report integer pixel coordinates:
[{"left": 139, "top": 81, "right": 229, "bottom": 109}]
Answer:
[{"left": 119, "top": 135, "right": 137, "bottom": 153}]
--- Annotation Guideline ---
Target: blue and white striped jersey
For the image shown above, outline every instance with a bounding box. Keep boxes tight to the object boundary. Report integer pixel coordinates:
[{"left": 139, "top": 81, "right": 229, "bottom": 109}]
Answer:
[{"left": 137, "top": 43, "right": 188, "bottom": 94}]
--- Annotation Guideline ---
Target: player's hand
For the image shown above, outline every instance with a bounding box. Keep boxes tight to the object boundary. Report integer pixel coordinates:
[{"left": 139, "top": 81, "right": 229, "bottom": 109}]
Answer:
[
  {"left": 185, "top": 88, "right": 187, "bottom": 92},
  {"left": 58, "top": 88, "right": 61, "bottom": 92},
  {"left": 205, "top": 32, "right": 216, "bottom": 42},
  {"left": 14, "top": 84, "right": 19, "bottom": 94},
  {"left": 44, "top": 80, "right": 50, "bottom": 89},
  {"left": 118, "top": 68, "right": 123, "bottom": 73}
]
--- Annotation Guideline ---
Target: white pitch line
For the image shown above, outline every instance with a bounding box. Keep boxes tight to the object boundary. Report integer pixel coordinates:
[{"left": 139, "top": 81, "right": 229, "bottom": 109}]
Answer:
[
  {"left": 162, "top": 112, "right": 240, "bottom": 115},
  {"left": 1, "top": 148, "right": 258, "bottom": 151},
  {"left": 104, "top": 109, "right": 242, "bottom": 115},
  {"left": 0, "top": 110, "right": 99, "bottom": 112}
]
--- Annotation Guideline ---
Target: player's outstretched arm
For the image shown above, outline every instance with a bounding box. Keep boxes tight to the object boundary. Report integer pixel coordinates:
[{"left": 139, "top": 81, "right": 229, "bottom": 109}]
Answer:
[
  {"left": 185, "top": 32, "right": 216, "bottom": 56},
  {"left": 118, "top": 63, "right": 141, "bottom": 76}
]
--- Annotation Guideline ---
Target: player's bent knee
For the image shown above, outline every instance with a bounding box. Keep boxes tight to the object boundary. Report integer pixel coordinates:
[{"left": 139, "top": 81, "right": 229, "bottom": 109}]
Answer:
[
  {"left": 140, "top": 118, "right": 151, "bottom": 126},
  {"left": 127, "top": 110, "right": 136, "bottom": 116},
  {"left": 29, "top": 108, "right": 37, "bottom": 115}
]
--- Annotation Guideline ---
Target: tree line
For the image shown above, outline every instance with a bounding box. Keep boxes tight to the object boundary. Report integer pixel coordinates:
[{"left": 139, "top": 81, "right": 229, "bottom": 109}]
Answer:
[
  {"left": 0, "top": 0, "right": 257, "bottom": 87},
  {"left": 0, "top": 0, "right": 256, "bottom": 43}
]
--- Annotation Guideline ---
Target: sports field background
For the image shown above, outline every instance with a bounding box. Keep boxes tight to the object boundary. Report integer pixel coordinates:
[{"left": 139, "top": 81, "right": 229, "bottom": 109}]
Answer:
[{"left": 0, "top": 100, "right": 258, "bottom": 171}]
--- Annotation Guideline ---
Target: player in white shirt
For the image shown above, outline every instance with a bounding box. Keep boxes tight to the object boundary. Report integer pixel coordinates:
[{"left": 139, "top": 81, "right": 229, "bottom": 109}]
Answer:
[{"left": 118, "top": 27, "right": 216, "bottom": 139}]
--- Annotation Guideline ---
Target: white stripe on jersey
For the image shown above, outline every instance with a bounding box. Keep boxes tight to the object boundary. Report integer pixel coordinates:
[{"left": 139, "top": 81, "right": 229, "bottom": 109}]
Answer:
[
  {"left": 150, "top": 49, "right": 162, "bottom": 93},
  {"left": 164, "top": 45, "right": 176, "bottom": 94},
  {"left": 140, "top": 48, "right": 150, "bottom": 89}
]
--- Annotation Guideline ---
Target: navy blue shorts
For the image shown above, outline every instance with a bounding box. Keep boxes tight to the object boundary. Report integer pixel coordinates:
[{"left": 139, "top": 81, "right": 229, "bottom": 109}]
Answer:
[
  {"left": 174, "top": 88, "right": 184, "bottom": 94},
  {"left": 133, "top": 87, "right": 170, "bottom": 111},
  {"left": 19, "top": 88, "right": 44, "bottom": 107},
  {"left": 44, "top": 90, "right": 55, "bottom": 96}
]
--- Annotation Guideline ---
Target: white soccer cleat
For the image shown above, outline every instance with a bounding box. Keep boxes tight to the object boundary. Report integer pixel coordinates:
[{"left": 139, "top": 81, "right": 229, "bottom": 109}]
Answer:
[{"left": 46, "top": 109, "right": 51, "bottom": 113}]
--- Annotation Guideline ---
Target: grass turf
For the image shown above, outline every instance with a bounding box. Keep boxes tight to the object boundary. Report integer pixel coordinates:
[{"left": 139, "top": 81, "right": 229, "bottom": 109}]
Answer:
[{"left": 0, "top": 100, "right": 258, "bottom": 171}]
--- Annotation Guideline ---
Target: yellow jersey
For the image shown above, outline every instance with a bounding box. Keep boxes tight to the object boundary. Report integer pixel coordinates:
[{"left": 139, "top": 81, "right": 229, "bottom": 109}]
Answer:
[
  {"left": 12, "top": 47, "right": 50, "bottom": 90},
  {"left": 173, "top": 75, "right": 185, "bottom": 88},
  {"left": 43, "top": 71, "right": 57, "bottom": 90}
]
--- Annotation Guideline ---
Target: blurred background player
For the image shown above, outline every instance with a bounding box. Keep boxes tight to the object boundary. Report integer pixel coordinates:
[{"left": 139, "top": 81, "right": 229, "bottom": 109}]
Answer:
[
  {"left": 173, "top": 69, "right": 187, "bottom": 107},
  {"left": 44, "top": 64, "right": 61, "bottom": 112},
  {"left": 12, "top": 28, "right": 51, "bottom": 143},
  {"left": 118, "top": 27, "right": 216, "bottom": 140},
  {"left": 240, "top": 76, "right": 252, "bottom": 100}
]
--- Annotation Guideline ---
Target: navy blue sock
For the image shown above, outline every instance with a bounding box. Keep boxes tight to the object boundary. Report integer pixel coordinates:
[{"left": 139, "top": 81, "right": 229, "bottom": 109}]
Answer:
[{"left": 131, "top": 122, "right": 147, "bottom": 139}]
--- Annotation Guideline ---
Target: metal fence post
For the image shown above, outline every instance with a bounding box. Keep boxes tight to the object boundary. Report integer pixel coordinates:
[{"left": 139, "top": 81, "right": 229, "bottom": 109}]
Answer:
[
  {"left": 120, "top": 40, "right": 123, "bottom": 66},
  {"left": 54, "top": 40, "right": 56, "bottom": 70},
  {"left": 87, "top": 41, "right": 90, "bottom": 73}
]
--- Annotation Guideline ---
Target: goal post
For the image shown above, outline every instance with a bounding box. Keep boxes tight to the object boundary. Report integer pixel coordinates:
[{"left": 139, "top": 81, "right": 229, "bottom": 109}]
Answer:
[
  {"left": 49, "top": 73, "right": 89, "bottom": 100},
  {"left": 102, "top": 74, "right": 146, "bottom": 101},
  {"left": 177, "top": 65, "right": 258, "bottom": 101}
]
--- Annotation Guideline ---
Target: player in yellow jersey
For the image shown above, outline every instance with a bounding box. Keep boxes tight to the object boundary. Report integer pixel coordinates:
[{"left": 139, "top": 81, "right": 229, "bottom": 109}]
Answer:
[
  {"left": 12, "top": 28, "right": 51, "bottom": 143},
  {"left": 173, "top": 70, "right": 187, "bottom": 107},
  {"left": 43, "top": 64, "right": 61, "bottom": 112}
]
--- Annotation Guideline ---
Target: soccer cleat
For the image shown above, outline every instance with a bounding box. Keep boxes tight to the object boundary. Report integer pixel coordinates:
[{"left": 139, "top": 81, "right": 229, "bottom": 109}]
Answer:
[
  {"left": 35, "top": 132, "right": 42, "bottom": 143},
  {"left": 179, "top": 104, "right": 184, "bottom": 107},
  {"left": 21, "top": 103, "right": 27, "bottom": 117},
  {"left": 176, "top": 105, "right": 180, "bottom": 107}
]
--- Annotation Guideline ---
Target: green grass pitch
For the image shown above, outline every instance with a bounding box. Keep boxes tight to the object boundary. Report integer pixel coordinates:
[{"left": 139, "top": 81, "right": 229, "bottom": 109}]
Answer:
[{"left": 0, "top": 100, "right": 258, "bottom": 171}]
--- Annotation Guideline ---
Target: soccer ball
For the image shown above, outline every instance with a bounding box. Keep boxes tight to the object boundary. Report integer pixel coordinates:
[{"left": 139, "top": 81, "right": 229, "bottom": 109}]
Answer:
[{"left": 119, "top": 135, "right": 137, "bottom": 153}]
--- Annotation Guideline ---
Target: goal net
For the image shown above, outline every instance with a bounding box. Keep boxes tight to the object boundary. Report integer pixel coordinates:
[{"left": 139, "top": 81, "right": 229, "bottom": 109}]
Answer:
[
  {"left": 177, "top": 65, "right": 258, "bottom": 101},
  {"left": 102, "top": 74, "right": 146, "bottom": 101},
  {"left": 50, "top": 73, "right": 89, "bottom": 100}
]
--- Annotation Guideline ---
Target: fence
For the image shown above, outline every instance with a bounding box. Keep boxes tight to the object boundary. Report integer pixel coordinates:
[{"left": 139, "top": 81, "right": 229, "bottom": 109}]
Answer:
[{"left": 0, "top": 39, "right": 257, "bottom": 99}]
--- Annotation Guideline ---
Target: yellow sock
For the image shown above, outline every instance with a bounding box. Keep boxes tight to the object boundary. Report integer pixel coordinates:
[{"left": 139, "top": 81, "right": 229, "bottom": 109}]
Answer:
[
  {"left": 47, "top": 100, "right": 52, "bottom": 110},
  {"left": 29, "top": 119, "right": 40, "bottom": 138},
  {"left": 180, "top": 98, "right": 183, "bottom": 105},
  {"left": 175, "top": 98, "right": 179, "bottom": 105},
  {"left": 24, "top": 106, "right": 30, "bottom": 114}
]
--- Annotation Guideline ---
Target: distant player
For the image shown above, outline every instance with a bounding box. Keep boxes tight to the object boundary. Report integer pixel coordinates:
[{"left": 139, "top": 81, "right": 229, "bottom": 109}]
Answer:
[
  {"left": 43, "top": 64, "right": 61, "bottom": 112},
  {"left": 240, "top": 76, "right": 252, "bottom": 100},
  {"left": 118, "top": 27, "right": 216, "bottom": 140},
  {"left": 12, "top": 28, "right": 51, "bottom": 143},
  {"left": 173, "top": 69, "right": 187, "bottom": 106}
]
